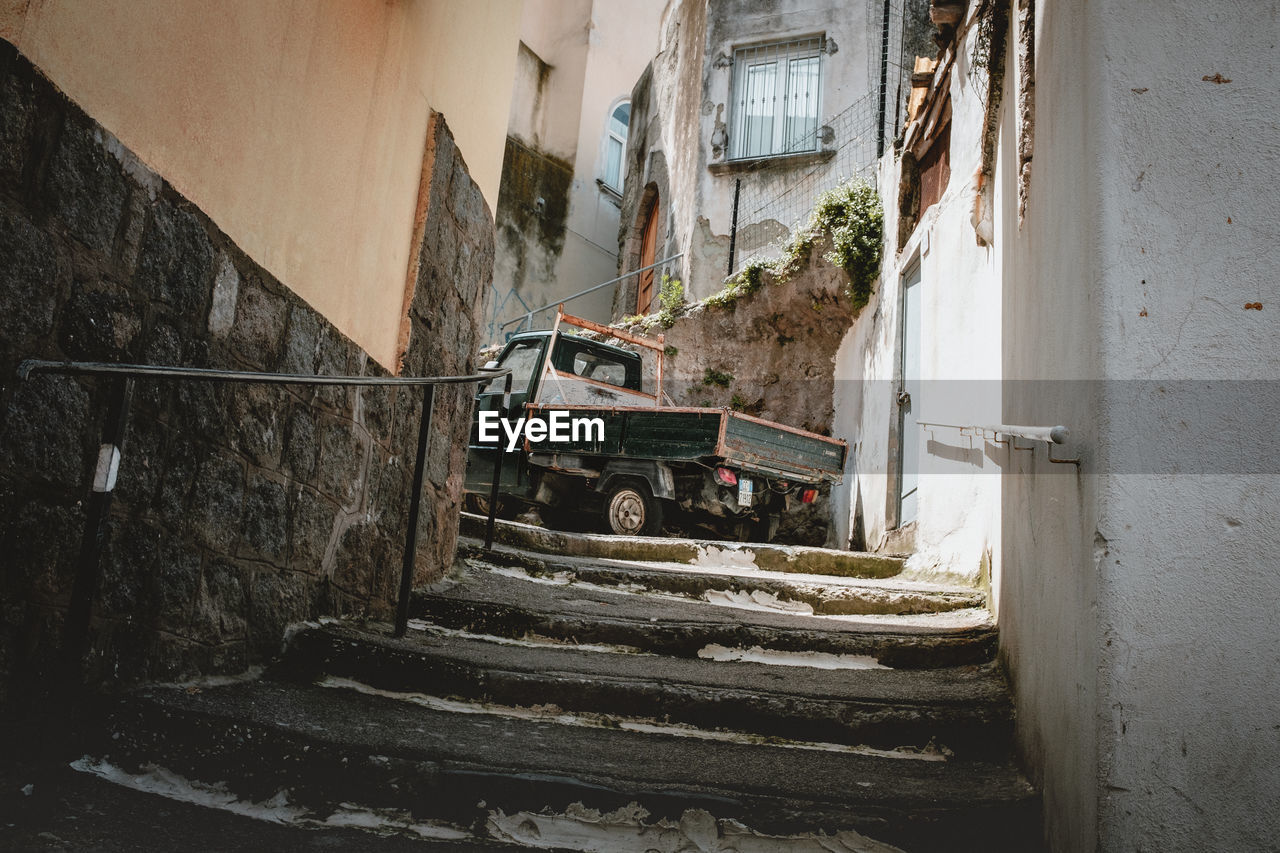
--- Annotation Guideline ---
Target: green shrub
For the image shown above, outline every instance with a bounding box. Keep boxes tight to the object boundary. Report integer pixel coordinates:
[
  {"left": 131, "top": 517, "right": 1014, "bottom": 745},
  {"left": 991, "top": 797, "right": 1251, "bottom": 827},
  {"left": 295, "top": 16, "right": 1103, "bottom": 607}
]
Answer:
[
  {"left": 705, "top": 257, "right": 772, "bottom": 308},
  {"left": 702, "top": 368, "right": 733, "bottom": 388},
  {"left": 809, "top": 179, "right": 884, "bottom": 310},
  {"left": 655, "top": 274, "right": 685, "bottom": 329}
]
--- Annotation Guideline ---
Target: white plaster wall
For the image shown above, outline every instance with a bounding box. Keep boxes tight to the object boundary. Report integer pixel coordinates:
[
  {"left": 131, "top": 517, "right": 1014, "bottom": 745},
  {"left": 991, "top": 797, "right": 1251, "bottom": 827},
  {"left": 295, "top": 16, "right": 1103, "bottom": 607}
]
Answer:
[
  {"left": 900, "top": 34, "right": 1002, "bottom": 587},
  {"left": 833, "top": 17, "right": 1001, "bottom": 589},
  {"left": 997, "top": 1, "right": 1280, "bottom": 848},
  {"left": 512, "top": 0, "right": 593, "bottom": 160},
  {"left": 1087, "top": 1, "right": 1280, "bottom": 848},
  {"left": 840, "top": 4, "right": 1279, "bottom": 849},
  {"left": 995, "top": 1, "right": 1102, "bottom": 847},
  {"left": 836, "top": 7, "right": 1098, "bottom": 841},
  {"left": 491, "top": 0, "right": 662, "bottom": 337}
]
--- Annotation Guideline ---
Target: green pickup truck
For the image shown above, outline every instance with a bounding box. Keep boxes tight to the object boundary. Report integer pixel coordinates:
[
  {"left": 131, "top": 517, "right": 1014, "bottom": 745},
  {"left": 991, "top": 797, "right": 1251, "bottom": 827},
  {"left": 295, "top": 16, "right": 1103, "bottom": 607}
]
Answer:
[{"left": 464, "top": 311, "right": 845, "bottom": 540}]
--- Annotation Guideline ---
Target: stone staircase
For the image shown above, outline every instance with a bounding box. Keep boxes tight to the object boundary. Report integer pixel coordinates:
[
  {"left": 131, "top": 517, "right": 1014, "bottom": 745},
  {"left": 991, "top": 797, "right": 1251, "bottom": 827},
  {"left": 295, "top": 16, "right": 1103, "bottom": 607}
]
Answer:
[{"left": 75, "top": 518, "right": 1043, "bottom": 851}]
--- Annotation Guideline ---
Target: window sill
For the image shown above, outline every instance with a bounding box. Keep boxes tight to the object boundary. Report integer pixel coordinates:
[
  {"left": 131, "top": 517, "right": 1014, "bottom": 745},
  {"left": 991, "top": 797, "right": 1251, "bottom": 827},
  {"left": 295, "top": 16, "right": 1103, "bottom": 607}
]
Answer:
[
  {"left": 708, "top": 148, "right": 835, "bottom": 175},
  {"left": 596, "top": 179, "right": 623, "bottom": 205}
]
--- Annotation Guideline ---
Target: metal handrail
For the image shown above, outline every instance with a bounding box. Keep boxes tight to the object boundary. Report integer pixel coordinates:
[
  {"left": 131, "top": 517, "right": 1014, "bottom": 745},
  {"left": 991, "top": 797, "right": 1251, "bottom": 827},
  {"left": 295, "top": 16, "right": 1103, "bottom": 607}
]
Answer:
[
  {"left": 916, "top": 421, "right": 1069, "bottom": 444},
  {"left": 916, "top": 420, "right": 1079, "bottom": 466},
  {"left": 499, "top": 252, "right": 685, "bottom": 333},
  {"left": 18, "top": 358, "right": 512, "bottom": 666},
  {"left": 18, "top": 359, "right": 504, "bottom": 386}
]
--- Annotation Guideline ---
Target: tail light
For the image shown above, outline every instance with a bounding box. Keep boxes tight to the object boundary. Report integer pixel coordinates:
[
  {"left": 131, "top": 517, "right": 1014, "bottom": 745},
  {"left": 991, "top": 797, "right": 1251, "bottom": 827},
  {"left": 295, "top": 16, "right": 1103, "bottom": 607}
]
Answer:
[
  {"left": 801, "top": 488, "right": 818, "bottom": 504},
  {"left": 714, "top": 467, "right": 738, "bottom": 487}
]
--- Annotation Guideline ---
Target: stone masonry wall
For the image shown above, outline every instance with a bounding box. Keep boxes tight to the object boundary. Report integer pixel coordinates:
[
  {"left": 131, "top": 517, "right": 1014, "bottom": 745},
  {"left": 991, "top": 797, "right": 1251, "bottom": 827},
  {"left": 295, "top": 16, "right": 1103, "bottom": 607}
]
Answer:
[
  {"left": 0, "top": 41, "right": 493, "bottom": 699},
  {"left": 628, "top": 237, "right": 856, "bottom": 436},
  {"left": 617, "top": 237, "right": 858, "bottom": 545}
]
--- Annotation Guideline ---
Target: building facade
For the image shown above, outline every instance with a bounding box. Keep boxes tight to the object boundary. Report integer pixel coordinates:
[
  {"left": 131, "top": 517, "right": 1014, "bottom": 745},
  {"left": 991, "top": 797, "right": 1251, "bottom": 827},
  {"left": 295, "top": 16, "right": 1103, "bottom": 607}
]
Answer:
[
  {"left": 838, "top": 0, "right": 1280, "bottom": 849},
  {"left": 487, "top": 0, "right": 663, "bottom": 341},
  {"left": 615, "top": 0, "right": 931, "bottom": 313},
  {"left": 0, "top": 1, "right": 520, "bottom": 694}
]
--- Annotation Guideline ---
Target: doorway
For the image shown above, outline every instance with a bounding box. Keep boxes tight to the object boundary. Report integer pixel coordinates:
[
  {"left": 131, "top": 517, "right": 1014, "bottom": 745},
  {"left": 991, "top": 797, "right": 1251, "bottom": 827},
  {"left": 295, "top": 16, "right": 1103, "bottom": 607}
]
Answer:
[
  {"left": 896, "top": 261, "right": 922, "bottom": 526},
  {"left": 636, "top": 198, "right": 658, "bottom": 313}
]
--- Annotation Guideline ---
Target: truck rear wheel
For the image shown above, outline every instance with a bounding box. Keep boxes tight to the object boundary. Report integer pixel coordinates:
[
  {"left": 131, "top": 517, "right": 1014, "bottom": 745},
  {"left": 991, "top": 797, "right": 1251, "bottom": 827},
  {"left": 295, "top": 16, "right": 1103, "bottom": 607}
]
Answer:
[{"left": 604, "top": 480, "right": 664, "bottom": 537}]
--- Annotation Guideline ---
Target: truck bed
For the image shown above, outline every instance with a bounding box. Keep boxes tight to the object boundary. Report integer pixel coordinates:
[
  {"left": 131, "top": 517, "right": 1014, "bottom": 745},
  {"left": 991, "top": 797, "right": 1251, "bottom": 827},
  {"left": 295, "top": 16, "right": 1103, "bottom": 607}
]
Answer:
[{"left": 524, "top": 404, "right": 845, "bottom": 482}]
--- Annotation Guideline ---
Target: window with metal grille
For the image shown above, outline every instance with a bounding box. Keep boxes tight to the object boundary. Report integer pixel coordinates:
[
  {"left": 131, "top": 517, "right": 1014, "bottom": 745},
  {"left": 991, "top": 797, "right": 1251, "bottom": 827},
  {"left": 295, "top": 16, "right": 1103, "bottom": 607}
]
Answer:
[{"left": 729, "top": 36, "right": 825, "bottom": 160}]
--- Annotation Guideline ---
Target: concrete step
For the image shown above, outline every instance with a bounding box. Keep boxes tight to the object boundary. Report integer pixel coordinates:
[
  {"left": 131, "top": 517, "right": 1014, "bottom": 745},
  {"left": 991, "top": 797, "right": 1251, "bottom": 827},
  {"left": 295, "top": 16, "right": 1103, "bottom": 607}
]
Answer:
[
  {"left": 459, "top": 539, "right": 985, "bottom": 616},
  {"left": 278, "top": 621, "right": 1014, "bottom": 759},
  {"left": 5, "top": 752, "right": 524, "bottom": 852},
  {"left": 460, "top": 512, "right": 906, "bottom": 579},
  {"left": 95, "top": 679, "right": 1041, "bottom": 852},
  {"left": 412, "top": 561, "right": 998, "bottom": 669}
]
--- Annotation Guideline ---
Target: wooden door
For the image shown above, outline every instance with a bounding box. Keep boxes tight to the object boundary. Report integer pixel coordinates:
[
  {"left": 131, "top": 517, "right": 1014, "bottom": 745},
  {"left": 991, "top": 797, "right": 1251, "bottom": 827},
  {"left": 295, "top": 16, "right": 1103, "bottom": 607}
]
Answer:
[{"left": 636, "top": 201, "right": 658, "bottom": 313}]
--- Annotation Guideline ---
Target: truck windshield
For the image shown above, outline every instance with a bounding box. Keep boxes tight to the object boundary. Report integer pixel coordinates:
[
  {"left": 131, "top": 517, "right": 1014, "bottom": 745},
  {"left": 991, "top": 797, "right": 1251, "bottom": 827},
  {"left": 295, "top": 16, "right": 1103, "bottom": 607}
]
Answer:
[{"left": 483, "top": 340, "right": 542, "bottom": 394}]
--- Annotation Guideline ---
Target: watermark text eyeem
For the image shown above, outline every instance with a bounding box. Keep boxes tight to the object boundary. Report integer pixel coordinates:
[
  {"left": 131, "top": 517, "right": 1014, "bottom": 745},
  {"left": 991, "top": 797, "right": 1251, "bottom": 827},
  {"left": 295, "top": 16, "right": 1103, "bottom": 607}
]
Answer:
[{"left": 478, "top": 411, "right": 605, "bottom": 452}]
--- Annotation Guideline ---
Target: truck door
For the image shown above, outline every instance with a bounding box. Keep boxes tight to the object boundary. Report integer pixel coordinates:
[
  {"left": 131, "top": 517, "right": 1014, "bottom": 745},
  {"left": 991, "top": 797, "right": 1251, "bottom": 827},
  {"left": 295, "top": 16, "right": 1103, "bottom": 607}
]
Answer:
[{"left": 465, "top": 337, "right": 546, "bottom": 493}]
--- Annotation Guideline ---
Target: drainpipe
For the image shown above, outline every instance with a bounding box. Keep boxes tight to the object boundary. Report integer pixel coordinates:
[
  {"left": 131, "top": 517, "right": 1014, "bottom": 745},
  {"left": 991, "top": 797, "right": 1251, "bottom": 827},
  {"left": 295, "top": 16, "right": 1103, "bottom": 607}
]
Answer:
[{"left": 876, "top": 0, "right": 892, "bottom": 157}]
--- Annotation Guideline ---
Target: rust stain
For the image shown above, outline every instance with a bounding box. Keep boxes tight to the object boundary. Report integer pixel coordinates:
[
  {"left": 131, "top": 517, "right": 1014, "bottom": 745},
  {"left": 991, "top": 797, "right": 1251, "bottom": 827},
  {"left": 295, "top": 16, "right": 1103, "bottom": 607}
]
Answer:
[
  {"left": 1139, "top": 309, "right": 1148, "bottom": 317},
  {"left": 1227, "top": 217, "right": 1232, "bottom": 224},
  {"left": 1131, "top": 87, "right": 1149, "bottom": 94},
  {"left": 1244, "top": 302, "right": 1263, "bottom": 311},
  {"left": 1202, "top": 73, "right": 1232, "bottom": 84}
]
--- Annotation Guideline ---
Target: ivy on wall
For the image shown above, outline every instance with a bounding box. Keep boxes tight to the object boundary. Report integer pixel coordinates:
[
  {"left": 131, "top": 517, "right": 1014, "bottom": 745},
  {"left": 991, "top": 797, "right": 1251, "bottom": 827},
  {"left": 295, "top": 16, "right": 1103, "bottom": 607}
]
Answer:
[{"left": 706, "top": 178, "right": 883, "bottom": 312}]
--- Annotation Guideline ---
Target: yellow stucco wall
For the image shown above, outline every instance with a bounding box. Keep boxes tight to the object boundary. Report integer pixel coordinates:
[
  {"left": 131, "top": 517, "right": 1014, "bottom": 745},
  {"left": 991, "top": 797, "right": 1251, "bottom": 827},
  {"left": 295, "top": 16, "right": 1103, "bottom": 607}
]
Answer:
[{"left": 1, "top": 0, "right": 520, "bottom": 370}]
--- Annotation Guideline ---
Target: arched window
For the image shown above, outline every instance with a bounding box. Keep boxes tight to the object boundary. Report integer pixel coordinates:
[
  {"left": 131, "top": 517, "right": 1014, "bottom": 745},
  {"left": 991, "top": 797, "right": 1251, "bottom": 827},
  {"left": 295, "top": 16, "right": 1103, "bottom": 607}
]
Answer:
[{"left": 602, "top": 100, "right": 630, "bottom": 191}]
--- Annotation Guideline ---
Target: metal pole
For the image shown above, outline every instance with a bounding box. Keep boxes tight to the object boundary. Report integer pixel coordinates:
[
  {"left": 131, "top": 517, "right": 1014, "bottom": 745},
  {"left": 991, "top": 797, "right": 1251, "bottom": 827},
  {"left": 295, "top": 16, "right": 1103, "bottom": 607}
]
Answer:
[
  {"left": 62, "top": 376, "right": 134, "bottom": 672},
  {"left": 876, "top": 0, "right": 892, "bottom": 157},
  {"left": 483, "top": 372, "right": 513, "bottom": 551},
  {"left": 498, "top": 252, "right": 685, "bottom": 332},
  {"left": 393, "top": 383, "right": 434, "bottom": 638},
  {"left": 727, "top": 178, "right": 741, "bottom": 277}
]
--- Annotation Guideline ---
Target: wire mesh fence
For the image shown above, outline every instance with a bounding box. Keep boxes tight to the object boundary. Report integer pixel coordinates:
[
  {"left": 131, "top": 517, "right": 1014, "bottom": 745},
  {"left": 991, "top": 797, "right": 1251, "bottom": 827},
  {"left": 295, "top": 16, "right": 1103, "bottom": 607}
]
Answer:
[{"left": 728, "top": 0, "right": 919, "bottom": 276}]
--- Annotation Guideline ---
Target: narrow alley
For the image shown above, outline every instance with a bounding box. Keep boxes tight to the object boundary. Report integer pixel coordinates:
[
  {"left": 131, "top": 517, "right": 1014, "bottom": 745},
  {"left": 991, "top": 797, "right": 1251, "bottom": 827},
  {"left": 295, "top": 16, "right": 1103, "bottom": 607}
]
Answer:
[{"left": 2, "top": 1, "right": 1277, "bottom": 851}]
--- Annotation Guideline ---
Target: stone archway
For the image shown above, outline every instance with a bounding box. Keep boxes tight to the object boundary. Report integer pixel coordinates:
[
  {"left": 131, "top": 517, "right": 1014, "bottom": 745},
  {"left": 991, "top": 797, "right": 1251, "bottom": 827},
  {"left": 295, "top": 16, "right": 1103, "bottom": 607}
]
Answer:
[{"left": 616, "top": 182, "right": 662, "bottom": 318}]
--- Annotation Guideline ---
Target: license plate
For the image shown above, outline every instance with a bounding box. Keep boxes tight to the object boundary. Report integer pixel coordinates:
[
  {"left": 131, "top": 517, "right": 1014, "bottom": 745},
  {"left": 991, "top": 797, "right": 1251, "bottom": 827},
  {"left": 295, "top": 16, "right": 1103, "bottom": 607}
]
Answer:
[{"left": 737, "top": 477, "right": 754, "bottom": 507}]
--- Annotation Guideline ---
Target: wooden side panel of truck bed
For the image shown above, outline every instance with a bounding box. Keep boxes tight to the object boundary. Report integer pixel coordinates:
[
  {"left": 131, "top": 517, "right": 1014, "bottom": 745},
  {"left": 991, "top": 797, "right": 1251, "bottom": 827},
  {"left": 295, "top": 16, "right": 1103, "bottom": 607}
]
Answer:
[{"left": 523, "top": 404, "right": 845, "bottom": 482}]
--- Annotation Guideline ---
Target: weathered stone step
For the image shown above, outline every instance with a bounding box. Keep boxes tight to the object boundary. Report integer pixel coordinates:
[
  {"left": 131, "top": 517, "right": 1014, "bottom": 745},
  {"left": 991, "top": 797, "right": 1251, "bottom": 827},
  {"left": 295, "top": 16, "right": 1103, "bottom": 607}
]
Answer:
[
  {"left": 459, "top": 540, "right": 984, "bottom": 616},
  {"left": 412, "top": 565, "right": 998, "bottom": 669},
  {"left": 98, "top": 680, "right": 1041, "bottom": 851},
  {"left": 460, "top": 512, "right": 905, "bottom": 579},
  {"left": 278, "top": 622, "right": 1014, "bottom": 758},
  {"left": 8, "top": 757, "right": 521, "bottom": 851}
]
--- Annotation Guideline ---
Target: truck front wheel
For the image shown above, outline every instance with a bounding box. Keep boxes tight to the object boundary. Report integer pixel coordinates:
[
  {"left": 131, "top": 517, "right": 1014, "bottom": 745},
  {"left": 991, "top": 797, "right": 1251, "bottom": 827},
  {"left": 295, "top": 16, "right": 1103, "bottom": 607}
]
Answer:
[{"left": 604, "top": 480, "right": 664, "bottom": 537}]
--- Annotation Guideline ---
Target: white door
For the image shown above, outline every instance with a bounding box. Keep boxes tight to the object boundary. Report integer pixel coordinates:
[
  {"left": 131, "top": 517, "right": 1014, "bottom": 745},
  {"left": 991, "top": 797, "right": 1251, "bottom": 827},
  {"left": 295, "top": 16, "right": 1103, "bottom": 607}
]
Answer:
[{"left": 898, "top": 264, "right": 921, "bottom": 525}]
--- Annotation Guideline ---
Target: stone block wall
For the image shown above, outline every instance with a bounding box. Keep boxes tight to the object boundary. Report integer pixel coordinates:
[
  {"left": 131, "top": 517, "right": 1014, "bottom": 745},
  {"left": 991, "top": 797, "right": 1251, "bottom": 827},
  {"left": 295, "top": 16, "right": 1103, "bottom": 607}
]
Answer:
[
  {"left": 0, "top": 41, "right": 493, "bottom": 699},
  {"left": 616, "top": 237, "right": 858, "bottom": 546},
  {"left": 622, "top": 236, "right": 855, "bottom": 436}
]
